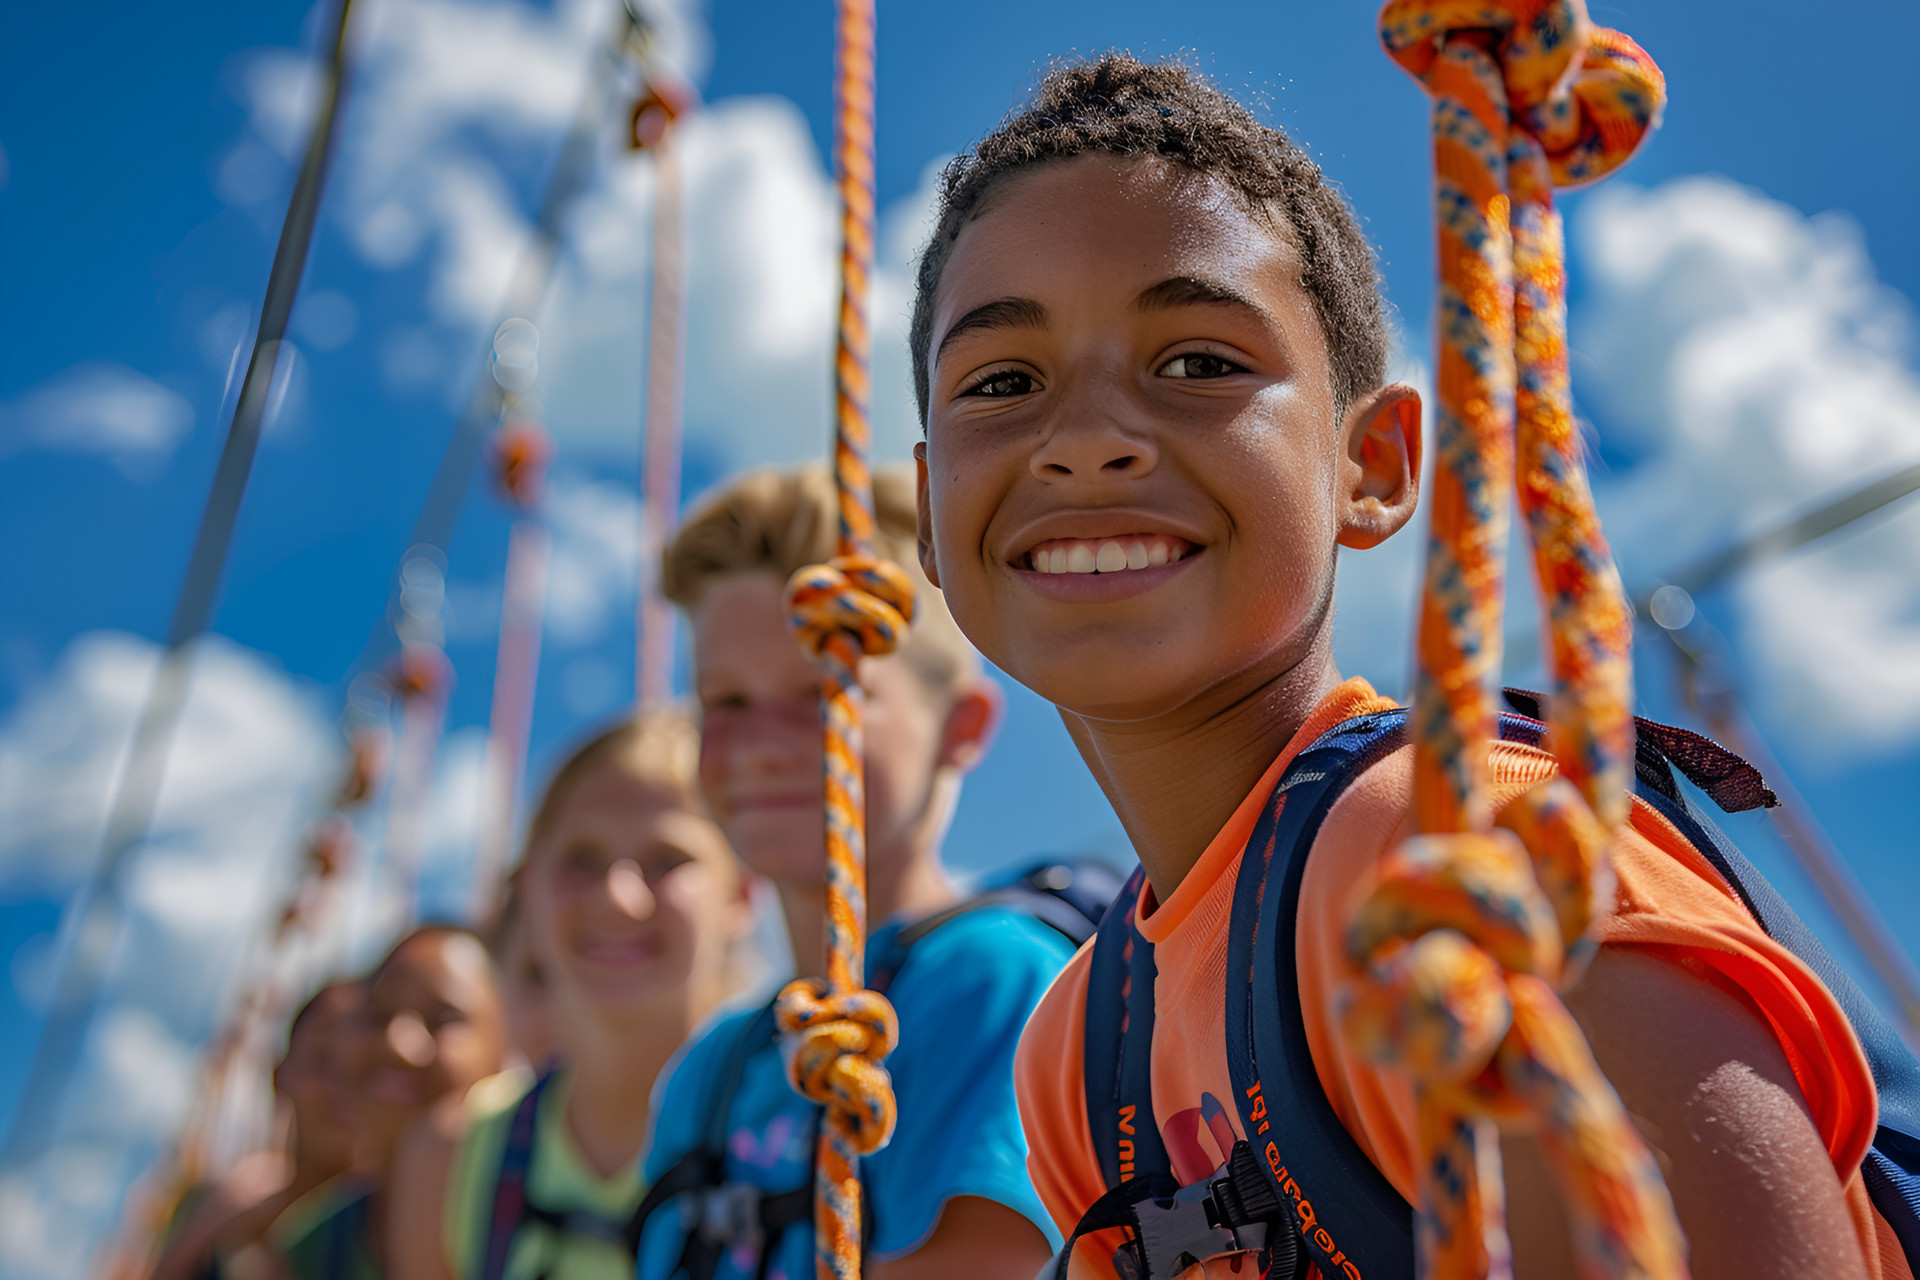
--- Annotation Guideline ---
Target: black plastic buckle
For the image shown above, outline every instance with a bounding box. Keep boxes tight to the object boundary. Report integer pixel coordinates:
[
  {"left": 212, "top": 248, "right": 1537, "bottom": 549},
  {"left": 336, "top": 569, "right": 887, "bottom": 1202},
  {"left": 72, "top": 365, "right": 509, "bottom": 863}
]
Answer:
[{"left": 683, "top": 1182, "right": 764, "bottom": 1254}]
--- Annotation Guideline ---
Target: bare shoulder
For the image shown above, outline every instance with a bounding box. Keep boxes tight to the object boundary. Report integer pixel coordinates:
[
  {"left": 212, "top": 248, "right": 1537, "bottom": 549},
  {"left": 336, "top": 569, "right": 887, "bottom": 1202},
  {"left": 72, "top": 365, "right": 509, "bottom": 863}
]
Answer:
[
  {"left": 1505, "top": 946, "right": 1868, "bottom": 1280},
  {"left": 384, "top": 1097, "right": 469, "bottom": 1280}
]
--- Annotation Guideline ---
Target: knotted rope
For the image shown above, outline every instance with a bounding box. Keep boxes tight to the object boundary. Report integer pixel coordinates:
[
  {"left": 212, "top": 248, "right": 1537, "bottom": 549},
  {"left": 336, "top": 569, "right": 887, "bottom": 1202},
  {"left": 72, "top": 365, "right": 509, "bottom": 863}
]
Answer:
[
  {"left": 776, "top": 2, "right": 912, "bottom": 1277},
  {"left": 1342, "top": 4, "right": 1683, "bottom": 1277}
]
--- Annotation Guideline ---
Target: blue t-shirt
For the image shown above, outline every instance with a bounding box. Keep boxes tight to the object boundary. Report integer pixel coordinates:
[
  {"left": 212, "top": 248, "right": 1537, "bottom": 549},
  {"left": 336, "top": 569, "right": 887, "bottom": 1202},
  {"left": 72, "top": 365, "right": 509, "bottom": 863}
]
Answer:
[{"left": 637, "top": 905, "right": 1075, "bottom": 1280}]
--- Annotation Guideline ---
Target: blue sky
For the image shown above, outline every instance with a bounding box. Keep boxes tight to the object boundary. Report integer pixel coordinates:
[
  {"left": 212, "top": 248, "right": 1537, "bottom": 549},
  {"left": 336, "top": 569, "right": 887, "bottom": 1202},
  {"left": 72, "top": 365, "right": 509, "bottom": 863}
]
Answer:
[{"left": 2, "top": 1, "right": 1918, "bottom": 1273}]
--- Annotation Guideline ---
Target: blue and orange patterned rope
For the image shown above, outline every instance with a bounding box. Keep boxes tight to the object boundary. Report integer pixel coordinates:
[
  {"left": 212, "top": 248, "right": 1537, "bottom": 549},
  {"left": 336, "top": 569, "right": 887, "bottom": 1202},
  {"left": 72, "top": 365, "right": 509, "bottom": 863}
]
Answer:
[
  {"left": 1343, "top": 4, "right": 1684, "bottom": 1278},
  {"left": 777, "top": 2, "right": 915, "bottom": 1278}
]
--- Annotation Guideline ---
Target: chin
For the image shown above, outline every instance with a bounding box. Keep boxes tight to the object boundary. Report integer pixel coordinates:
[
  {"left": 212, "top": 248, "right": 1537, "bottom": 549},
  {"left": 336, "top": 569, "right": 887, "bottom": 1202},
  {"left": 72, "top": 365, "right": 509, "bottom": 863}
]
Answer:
[
  {"left": 725, "top": 820, "right": 827, "bottom": 885},
  {"left": 1000, "top": 634, "right": 1222, "bottom": 723}
]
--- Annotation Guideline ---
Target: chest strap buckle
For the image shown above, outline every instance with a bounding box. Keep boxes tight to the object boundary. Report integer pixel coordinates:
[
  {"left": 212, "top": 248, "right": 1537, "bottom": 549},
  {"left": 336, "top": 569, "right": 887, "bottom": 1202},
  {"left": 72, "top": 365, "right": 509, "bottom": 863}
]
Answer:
[{"left": 681, "top": 1182, "right": 765, "bottom": 1255}]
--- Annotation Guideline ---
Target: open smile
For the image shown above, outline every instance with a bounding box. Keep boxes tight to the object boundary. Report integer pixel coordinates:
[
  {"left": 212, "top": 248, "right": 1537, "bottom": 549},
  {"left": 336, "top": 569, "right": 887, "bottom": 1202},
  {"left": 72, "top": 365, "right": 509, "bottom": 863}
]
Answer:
[
  {"left": 1021, "top": 533, "right": 1195, "bottom": 575},
  {"left": 1008, "top": 532, "right": 1203, "bottom": 603}
]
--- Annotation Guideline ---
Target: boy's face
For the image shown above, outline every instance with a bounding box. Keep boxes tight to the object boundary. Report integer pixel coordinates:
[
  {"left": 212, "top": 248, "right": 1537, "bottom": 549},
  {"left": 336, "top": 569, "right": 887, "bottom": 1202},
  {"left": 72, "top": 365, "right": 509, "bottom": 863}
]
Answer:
[
  {"left": 690, "top": 571, "right": 956, "bottom": 889},
  {"left": 918, "top": 154, "right": 1415, "bottom": 724}
]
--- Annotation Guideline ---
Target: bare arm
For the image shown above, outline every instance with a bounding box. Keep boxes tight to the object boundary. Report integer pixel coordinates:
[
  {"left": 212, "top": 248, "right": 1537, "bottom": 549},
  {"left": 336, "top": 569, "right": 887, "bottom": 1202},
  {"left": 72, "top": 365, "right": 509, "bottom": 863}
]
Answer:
[
  {"left": 1504, "top": 947, "right": 1867, "bottom": 1280},
  {"left": 383, "top": 1099, "right": 465, "bottom": 1280},
  {"left": 867, "top": 1195, "right": 1054, "bottom": 1280}
]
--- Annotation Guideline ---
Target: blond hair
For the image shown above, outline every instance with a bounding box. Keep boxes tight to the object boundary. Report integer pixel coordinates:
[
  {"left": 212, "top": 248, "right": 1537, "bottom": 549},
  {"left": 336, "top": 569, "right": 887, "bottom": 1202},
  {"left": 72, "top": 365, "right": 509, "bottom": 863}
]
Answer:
[
  {"left": 521, "top": 707, "right": 704, "bottom": 858},
  {"left": 662, "top": 462, "right": 979, "bottom": 698}
]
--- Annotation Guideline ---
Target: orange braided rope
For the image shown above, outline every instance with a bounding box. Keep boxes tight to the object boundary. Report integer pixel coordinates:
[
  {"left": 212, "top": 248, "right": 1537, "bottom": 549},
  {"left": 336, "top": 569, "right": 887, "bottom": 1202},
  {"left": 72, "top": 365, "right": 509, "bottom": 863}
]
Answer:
[
  {"left": 777, "top": 3, "right": 913, "bottom": 1278},
  {"left": 1342, "top": 4, "right": 1684, "bottom": 1277}
]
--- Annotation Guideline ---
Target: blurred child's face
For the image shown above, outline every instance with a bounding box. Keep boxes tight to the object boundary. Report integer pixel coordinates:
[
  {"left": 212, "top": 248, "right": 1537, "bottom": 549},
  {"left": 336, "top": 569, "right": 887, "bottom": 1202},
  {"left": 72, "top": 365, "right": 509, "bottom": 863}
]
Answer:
[
  {"left": 691, "top": 571, "right": 953, "bottom": 887},
  {"left": 521, "top": 766, "right": 748, "bottom": 1023},
  {"left": 275, "top": 983, "right": 360, "bottom": 1173},
  {"left": 352, "top": 932, "right": 504, "bottom": 1163},
  {"left": 919, "top": 154, "right": 1414, "bottom": 723}
]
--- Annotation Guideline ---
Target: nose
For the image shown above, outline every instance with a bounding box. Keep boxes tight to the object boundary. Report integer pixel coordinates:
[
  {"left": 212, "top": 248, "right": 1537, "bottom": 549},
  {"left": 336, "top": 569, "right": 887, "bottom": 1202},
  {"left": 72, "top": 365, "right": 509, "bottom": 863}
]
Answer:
[
  {"left": 386, "top": 1012, "right": 436, "bottom": 1067},
  {"left": 1028, "top": 404, "right": 1159, "bottom": 483},
  {"left": 606, "top": 859, "right": 656, "bottom": 922}
]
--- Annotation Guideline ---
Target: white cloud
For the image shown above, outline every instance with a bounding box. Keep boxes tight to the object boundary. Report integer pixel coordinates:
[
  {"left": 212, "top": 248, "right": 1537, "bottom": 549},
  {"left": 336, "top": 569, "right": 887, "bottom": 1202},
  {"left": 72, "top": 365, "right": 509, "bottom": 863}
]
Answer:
[
  {"left": 0, "top": 633, "right": 338, "bottom": 1280},
  {"left": 541, "top": 473, "right": 643, "bottom": 646},
  {"left": 0, "top": 363, "right": 193, "bottom": 478},
  {"left": 412, "top": 726, "right": 490, "bottom": 923},
  {"left": 1574, "top": 176, "right": 1920, "bottom": 753},
  {"left": 224, "top": 0, "right": 927, "bottom": 478}
]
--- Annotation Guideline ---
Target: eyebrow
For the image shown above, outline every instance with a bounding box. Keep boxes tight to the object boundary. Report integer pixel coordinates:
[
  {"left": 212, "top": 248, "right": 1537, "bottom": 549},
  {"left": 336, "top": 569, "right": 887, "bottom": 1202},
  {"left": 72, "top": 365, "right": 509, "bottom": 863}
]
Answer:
[
  {"left": 1132, "top": 275, "right": 1274, "bottom": 322},
  {"left": 934, "top": 296, "right": 1049, "bottom": 364}
]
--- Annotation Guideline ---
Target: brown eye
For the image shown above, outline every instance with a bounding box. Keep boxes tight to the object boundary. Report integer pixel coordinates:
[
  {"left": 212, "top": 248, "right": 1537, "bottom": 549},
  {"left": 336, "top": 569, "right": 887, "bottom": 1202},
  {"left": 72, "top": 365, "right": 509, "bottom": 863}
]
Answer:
[
  {"left": 1159, "top": 353, "right": 1241, "bottom": 379},
  {"left": 963, "top": 369, "right": 1035, "bottom": 398}
]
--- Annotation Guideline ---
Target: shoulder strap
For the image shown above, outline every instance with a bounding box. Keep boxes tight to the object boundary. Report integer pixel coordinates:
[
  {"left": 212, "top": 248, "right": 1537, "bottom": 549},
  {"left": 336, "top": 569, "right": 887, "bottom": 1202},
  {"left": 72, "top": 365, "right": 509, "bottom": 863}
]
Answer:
[
  {"left": 1220, "top": 707, "right": 1552, "bottom": 1280},
  {"left": 626, "top": 1000, "right": 783, "bottom": 1258},
  {"left": 1225, "top": 707, "right": 1428, "bottom": 1280},
  {"left": 479, "top": 1072, "right": 554, "bottom": 1280},
  {"left": 1082, "top": 867, "right": 1171, "bottom": 1190},
  {"left": 868, "top": 870, "right": 1112, "bottom": 996}
]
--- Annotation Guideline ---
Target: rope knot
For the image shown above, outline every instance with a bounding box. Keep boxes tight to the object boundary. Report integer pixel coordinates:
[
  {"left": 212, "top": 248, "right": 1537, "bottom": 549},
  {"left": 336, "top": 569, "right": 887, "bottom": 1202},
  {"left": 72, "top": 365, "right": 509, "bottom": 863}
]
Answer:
[
  {"left": 774, "top": 978, "right": 899, "bottom": 1155},
  {"left": 1378, "top": 0, "right": 1665, "bottom": 187},
  {"left": 487, "top": 420, "right": 550, "bottom": 509},
  {"left": 785, "top": 555, "right": 916, "bottom": 664}
]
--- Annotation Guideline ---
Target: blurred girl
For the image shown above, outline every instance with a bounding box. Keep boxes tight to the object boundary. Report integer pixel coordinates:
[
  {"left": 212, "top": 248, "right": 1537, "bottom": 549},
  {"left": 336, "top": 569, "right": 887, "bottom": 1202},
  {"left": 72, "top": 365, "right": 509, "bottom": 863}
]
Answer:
[
  {"left": 273, "top": 927, "right": 507, "bottom": 1280},
  {"left": 386, "top": 709, "right": 755, "bottom": 1280},
  {"left": 147, "top": 981, "right": 362, "bottom": 1280}
]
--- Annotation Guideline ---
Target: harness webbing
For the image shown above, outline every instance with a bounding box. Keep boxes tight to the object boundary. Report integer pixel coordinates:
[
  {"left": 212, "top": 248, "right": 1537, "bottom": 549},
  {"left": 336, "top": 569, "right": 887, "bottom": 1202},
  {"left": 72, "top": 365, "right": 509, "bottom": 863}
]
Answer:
[
  {"left": 1347, "top": 5, "right": 1680, "bottom": 1277},
  {"left": 773, "top": 3, "right": 913, "bottom": 1279}
]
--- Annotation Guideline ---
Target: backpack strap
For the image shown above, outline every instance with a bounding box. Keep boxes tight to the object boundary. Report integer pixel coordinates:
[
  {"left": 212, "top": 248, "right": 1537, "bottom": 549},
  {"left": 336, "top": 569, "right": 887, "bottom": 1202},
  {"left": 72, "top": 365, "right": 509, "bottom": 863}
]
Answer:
[
  {"left": 1221, "top": 706, "right": 1554, "bottom": 1280},
  {"left": 1224, "top": 707, "right": 1428, "bottom": 1280},
  {"left": 479, "top": 1071, "right": 555, "bottom": 1280},
  {"left": 624, "top": 1001, "right": 784, "bottom": 1277},
  {"left": 869, "top": 864, "right": 1118, "bottom": 997},
  {"left": 1083, "top": 867, "right": 1171, "bottom": 1190}
]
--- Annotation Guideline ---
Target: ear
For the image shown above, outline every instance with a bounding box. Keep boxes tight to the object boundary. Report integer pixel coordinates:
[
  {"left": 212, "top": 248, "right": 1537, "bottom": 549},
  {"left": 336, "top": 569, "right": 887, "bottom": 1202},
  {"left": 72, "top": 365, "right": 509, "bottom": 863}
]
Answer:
[
  {"left": 724, "top": 867, "right": 761, "bottom": 941},
  {"left": 914, "top": 442, "right": 941, "bottom": 589},
  {"left": 935, "top": 677, "right": 1001, "bottom": 774},
  {"left": 1336, "top": 383, "right": 1422, "bottom": 551}
]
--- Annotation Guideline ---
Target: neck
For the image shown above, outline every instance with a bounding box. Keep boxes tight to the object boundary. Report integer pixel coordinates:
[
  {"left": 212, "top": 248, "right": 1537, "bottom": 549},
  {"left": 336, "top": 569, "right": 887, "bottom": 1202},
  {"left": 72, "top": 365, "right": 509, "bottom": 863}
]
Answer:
[
  {"left": 561, "top": 988, "right": 718, "bottom": 1178},
  {"left": 1064, "top": 633, "right": 1343, "bottom": 907},
  {"left": 775, "top": 784, "right": 959, "bottom": 980}
]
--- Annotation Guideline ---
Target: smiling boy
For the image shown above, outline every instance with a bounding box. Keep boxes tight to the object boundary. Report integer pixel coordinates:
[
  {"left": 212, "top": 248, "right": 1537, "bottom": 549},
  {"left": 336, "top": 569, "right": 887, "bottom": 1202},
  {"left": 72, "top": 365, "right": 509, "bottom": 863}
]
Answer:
[
  {"left": 912, "top": 57, "right": 1899, "bottom": 1280},
  {"left": 634, "top": 463, "right": 1076, "bottom": 1280}
]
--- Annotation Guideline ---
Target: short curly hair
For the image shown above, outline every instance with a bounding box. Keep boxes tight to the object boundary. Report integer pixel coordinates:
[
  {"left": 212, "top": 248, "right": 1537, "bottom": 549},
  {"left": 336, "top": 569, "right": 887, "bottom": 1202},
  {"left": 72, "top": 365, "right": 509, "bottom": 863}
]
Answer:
[{"left": 910, "top": 54, "right": 1387, "bottom": 424}]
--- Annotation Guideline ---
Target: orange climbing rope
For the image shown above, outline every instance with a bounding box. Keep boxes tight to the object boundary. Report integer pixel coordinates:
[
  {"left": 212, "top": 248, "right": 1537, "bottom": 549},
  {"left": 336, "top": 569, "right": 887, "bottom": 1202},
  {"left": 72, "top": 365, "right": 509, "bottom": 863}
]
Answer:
[
  {"left": 774, "top": 2, "right": 914, "bottom": 1278},
  {"left": 1342, "top": 3, "right": 1683, "bottom": 1277}
]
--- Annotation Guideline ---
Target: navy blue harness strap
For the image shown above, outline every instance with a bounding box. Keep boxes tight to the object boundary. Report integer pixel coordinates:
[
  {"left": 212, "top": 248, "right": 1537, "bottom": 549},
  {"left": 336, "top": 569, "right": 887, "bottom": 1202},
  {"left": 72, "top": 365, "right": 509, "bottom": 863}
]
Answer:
[
  {"left": 1221, "top": 707, "right": 1548, "bottom": 1280},
  {"left": 481, "top": 1071, "right": 554, "bottom": 1280},
  {"left": 1224, "top": 709, "right": 1432, "bottom": 1280},
  {"left": 1084, "top": 868, "right": 1170, "bottom": 1191}
]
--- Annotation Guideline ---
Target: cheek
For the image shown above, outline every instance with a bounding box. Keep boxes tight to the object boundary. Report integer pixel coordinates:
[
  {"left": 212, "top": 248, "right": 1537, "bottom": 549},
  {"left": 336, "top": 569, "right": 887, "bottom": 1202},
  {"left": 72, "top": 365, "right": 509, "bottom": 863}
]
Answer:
[{"left": 522, "top": 874, "right": 578, "bottom": 954}]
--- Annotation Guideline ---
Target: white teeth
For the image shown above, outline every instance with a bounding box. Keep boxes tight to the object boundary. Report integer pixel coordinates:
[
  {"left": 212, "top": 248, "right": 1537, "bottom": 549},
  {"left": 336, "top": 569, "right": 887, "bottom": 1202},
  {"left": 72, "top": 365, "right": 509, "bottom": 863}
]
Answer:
[{"left": 1028, "top": 536, "right": 1189, "bottom": 574}]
